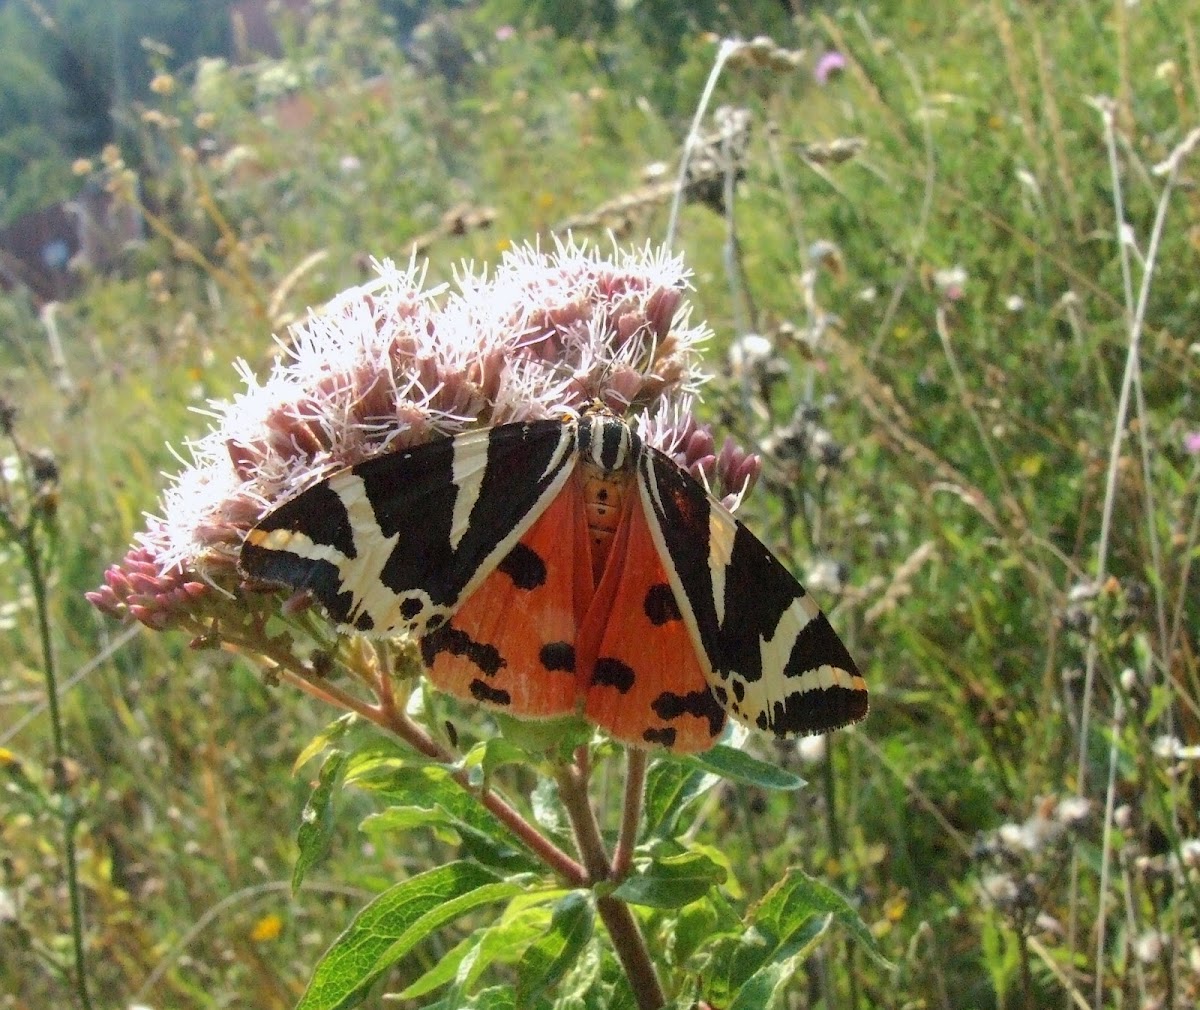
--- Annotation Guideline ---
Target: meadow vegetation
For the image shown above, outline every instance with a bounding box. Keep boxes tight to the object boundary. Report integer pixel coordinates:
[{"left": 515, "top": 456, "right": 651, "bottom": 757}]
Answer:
[{"left": 2, "top": 1, "right": 1199, "bottom": 1007}]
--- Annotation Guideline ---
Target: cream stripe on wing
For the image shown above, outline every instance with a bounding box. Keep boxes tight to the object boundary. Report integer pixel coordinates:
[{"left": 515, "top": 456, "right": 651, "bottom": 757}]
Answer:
[
  {"left": 448, "top": 434, "right": 489, "bottom": 552},
  {"left": 244, "top": 527, "right": 344, "bottom": 563},
  {"left": 328, "top": 473, "right": 402, "bottom": 626},
  {"left": 742, "top": 598, "right": 867, "bottom": 718},
  {"left": 707, "top": 508, "right": 735, "bottom": 630}
]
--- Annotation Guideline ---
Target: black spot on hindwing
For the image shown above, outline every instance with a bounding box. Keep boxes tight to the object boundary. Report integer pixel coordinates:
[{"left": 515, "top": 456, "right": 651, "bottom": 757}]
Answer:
[
  {"left": 470, "top": 679, "right": 512, "bottom": 706},
  {"left": 420, "top": 624, "right": 505, "bottom": 677},
  {"left": 651, "top": 688, "right": 726, "bottom": 738},
  {"left": 643, "top": 583, "right": 681, "bottom": 625},
  {"left": 593, "top": 658, "right": 636, "bottom": 693},
  {"left": 642, "top": 727, "right": 677, "bottom": 747},
  {"left": 539, "top": 641, "right": 576, "bottom": 673},
  {"left": 498, "top": 542, "right": 547, "bottom": 590}
]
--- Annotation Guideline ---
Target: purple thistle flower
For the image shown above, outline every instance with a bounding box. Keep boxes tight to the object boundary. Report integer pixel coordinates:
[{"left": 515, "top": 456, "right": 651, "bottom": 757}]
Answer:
[
  {"left": 814, "top": 51, "right": 847, "bottom": 85},
  {"left": 1185, "top": 430, "right": 1200, "bottom": 455}
]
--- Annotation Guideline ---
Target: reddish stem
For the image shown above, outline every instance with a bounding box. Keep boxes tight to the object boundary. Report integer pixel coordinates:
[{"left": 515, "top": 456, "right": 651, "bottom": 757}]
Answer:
[
  {"left": 613, "top": 747, "right": 647, "bottom": 880},
  {"left": 227, "top": 634, "right": 588, "bottom": 886},
  {"left": 555, "top": 763, "right": 666, "bottom": 1010},
  {"left": 380, "top": 704, "right": 588, "bottom": 885}
]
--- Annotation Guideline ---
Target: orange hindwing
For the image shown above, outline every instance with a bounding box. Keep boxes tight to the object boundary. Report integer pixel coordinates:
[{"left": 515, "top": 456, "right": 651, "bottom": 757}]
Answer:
[
  {"left": 420, "top": 472, "right": 592, "bottom": 718},
  {"left": 578, "top": 479, "right": 726, "bottom": 753}
]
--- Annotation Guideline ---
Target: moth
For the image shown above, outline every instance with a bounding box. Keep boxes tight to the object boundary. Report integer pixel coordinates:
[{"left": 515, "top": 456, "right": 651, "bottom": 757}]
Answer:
[{"left": 240, "top": 411, "right": 867, "bottom": 752}]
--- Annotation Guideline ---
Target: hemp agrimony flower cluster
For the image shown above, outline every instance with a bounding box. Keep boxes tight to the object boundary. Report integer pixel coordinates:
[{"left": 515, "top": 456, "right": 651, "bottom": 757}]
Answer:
[{"left": 88, "top": 241, "right": 760, "bottom": 632}]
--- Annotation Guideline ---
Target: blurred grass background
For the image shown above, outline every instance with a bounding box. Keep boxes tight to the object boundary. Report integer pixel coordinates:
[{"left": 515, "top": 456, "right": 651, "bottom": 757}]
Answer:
[{"left": 2, "top": 0, "right": 1198, "bottom": 1006}]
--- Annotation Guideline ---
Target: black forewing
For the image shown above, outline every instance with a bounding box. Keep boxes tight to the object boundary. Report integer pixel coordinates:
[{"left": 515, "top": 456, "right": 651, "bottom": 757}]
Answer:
[
  {"left": 241, "top": 478, "right": 361, "bottom": 621},
  {"left": 637, "top": 451, "right": 724, "bottom": 662},
  {"left": 639, "top": 448, "right": 866, "bottom": 734},
  {"left": 240, "top": 420, "right": 577, "bottom": 632}
]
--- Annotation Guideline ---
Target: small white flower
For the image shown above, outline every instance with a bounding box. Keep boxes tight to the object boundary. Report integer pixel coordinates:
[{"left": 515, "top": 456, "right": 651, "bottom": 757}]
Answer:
[
  {"left": 728, "top": 333, "right": 774, "bottom": 375},
  {"left": 1134, "top": 929, "right": 1164, "bottom": 964},
  {"left": 1055, "top": 796, "right": 1090, "bottom": 829},
  {"left": 933, "top": 265, "right": 967, "bottom": 302},
  {"left": 982, "top": 873, "right": 1019, "bottom": 906},
  {"left": 796, "top": 735, "right": 826, "bottom": 764},
  {"left": 1153, "top": 735, "right": 1183, "bottom": 759},
  {"left": 804, "top": 558, "right": 844, "bottom": 595},
  {"left": 997, "top": 823, "right": 1026, "bottom": 852}
]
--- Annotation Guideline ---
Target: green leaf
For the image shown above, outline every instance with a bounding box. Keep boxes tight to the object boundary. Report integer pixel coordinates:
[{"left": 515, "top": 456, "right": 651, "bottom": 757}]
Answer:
[
  {"left": 395, "top": 932, "right": 476, "bottom": 1000},
  {"left": 516, "top": 891, "right": 594, "bottom": 1006},
  {"left": 690, "top": 745, "right": 805, "bottom": 791},
  {"left": 293, "top": 713, "right": 358, "bottom": 773},
  {"left": 493, "top": 711, "right": 592, "bottom": 758},
  {"left": 293, "top": 750, "right": 347, "bottom": 893},
  {"left": 400, "top": 892, "right": 564, "bottom": 999},
  {"left": 550, "top": 937, "right": 606, "bottom": 1009},
  {"left": 461, "top": 737, "right": 529, "bottom": 781},
  {"left": 610, "top": 851, "right": 726, "bottom": 909},
  {"left": 727, "top": 924, "right": 829, "bottom": 1010},
  {"left": 699, "top": 868, "right": 892, "bottom": 1005},
  {"left": 752, "top": 868, "right": 889, "bottom": 971},
  {"left": 529, "top": 777, "right": 570, "bottom": 840},
  {"left": 342, "top": 738, "right": 435, "bottom": 785},
  {"left": 459, "top": 895, "right": 564, "bottom": 992},
  {"left": 419, "top": 985, "right": 521, "bottom": 1010},
  {"left": 640, "top": 759, "right": 719, "bottom": 840},
  {"left": 295, "top": 862, "right": 522, "bottom": 1010},
  {"left": 672, "top": 897, "right": 720, "bottom": 965},
  {"left": 360, "top": 765, "right": 540, "bottom": 873}
]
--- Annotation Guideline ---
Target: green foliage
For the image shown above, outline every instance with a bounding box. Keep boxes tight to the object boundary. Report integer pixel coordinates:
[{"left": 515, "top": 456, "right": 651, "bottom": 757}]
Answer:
[
  {"left": 0, "top": 0, "right": 234, "bottom": 221},
  {"left": 295, "top": 862, "right": 525, "bottom": 1010},
  {"left": 515, "top": 892, "right": 595, "bottom": 1006},
  {"left": 5, "top": 0, "right": 1200, "bottom": 1007},
  {"left": 689, "top": 743, "right": 805, "bottom": 791},
  {"left": 293, "top": 750, "right": 349, "bottom": 892},
  {"left": 610, "top": 848, "right": 728, "bottom": 909}
]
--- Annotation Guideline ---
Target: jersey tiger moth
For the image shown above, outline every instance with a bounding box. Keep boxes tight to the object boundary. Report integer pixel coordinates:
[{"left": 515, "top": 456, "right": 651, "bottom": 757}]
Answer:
[{"left": 239, "top": 410, "right": 867, "bottom": 753}]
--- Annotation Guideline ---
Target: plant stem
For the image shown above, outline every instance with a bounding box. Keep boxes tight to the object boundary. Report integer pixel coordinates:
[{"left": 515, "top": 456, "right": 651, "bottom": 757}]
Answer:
[
  {"left": 596, "top": 896, "right": 665, "bottom": 1009},
  {"left": 555, "top": 762, "right": 666, "bottom": 1010},
  {"left": 22, "top": 518, "right": 94, "bottom": 1010},
  {"left": 613, "top": 747, "right": 646, "bottom": 880},
  {"left": 224, "top": 631, "right": 589, "bottom": 885}
]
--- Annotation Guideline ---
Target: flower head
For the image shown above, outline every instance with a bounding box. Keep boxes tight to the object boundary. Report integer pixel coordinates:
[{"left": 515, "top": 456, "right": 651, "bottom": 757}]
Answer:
[
  {"left": 91, "top": 240, "right": 752, "bottom": 630},
  {"left": 813, "top": 51, "right": 847, "bottom": 85}
]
